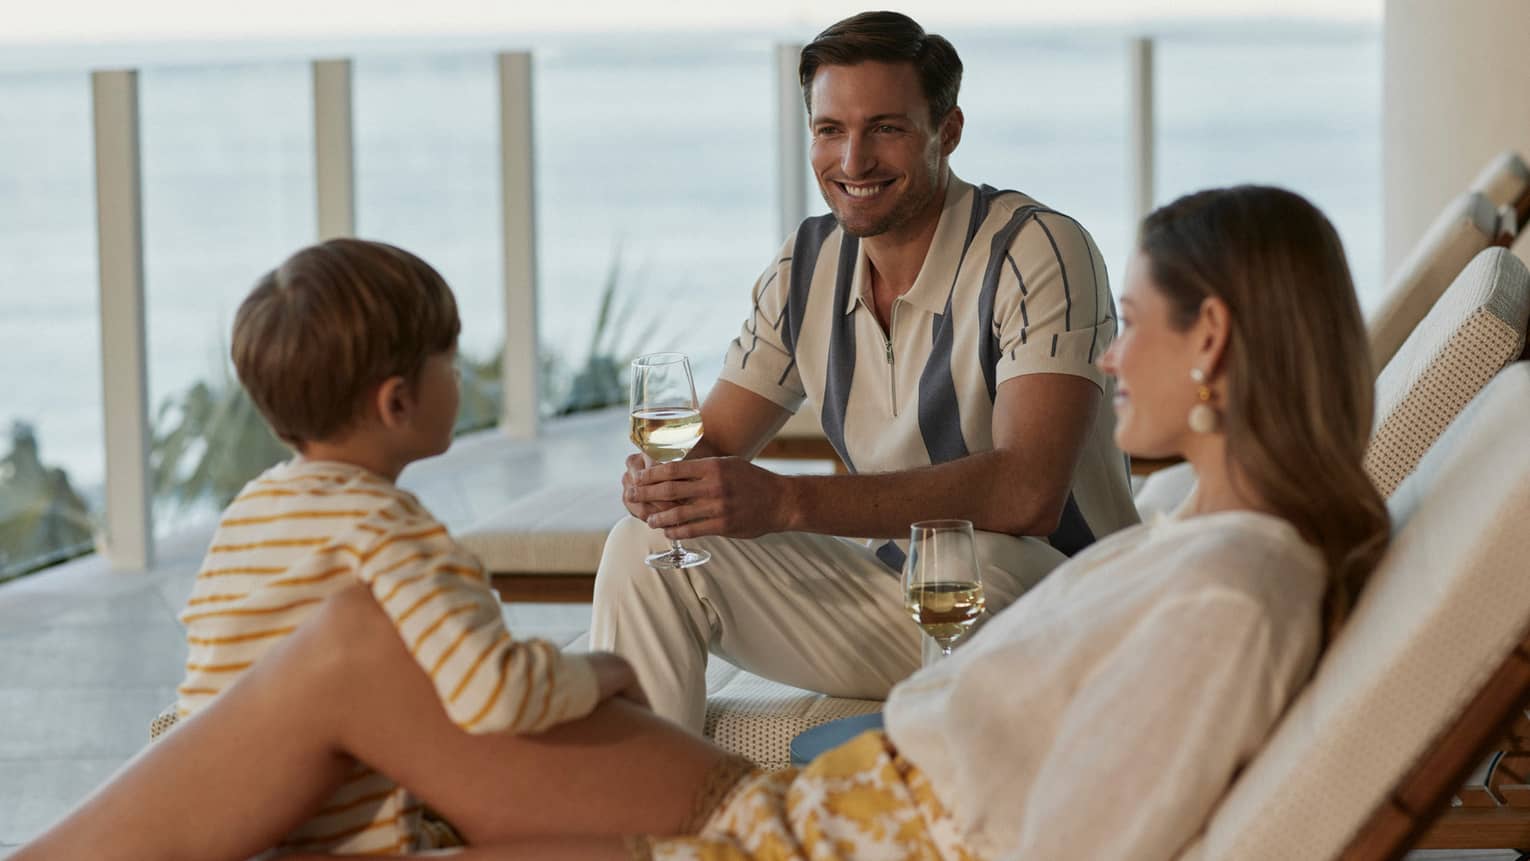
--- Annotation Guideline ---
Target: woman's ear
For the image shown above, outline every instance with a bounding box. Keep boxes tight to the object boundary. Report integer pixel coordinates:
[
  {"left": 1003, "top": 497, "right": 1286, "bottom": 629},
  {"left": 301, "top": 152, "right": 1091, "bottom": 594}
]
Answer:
[
  {"left": 373, "top": 375, "right": 412, "bottom": 431},
  {"left": 1194, "top": 296, "right": 1232, "bottom": 380}
]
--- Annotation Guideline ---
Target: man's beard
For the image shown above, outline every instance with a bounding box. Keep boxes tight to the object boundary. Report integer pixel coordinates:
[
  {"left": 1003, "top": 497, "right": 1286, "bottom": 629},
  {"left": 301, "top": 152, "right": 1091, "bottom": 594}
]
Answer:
[{"left": 825, "top": 170, "right": 940, "bottom": 239}]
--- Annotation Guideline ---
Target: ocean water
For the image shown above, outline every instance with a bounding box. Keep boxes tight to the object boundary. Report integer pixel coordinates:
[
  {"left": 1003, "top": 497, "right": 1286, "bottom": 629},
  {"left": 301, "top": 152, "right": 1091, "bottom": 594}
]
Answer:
[{"left": 0, "top": 21, "right": 1381, "bottom": 543}]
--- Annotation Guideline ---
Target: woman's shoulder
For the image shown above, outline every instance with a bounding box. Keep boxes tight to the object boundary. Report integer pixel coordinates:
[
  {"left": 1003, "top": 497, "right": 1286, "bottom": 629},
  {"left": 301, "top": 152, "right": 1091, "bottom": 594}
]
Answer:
[{"left": 1148, "top": 510, "right": 1328, "bottom": 610}]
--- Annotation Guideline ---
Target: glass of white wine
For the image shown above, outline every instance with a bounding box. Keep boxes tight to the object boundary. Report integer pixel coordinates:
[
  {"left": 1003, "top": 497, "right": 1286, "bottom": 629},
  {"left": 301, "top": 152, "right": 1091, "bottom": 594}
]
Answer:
[
  {"left": 902, "top": 519, "right": 986, "bottom": 661},
  {"left": 629, "top": 352, "right": 710, "bottom": 569}
]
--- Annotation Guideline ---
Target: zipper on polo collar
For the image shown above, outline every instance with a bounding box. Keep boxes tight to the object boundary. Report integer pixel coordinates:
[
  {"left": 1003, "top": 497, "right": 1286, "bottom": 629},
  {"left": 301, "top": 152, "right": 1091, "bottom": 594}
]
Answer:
[{"left": 885, "top": 302, "right": 899, "bottom": 416}]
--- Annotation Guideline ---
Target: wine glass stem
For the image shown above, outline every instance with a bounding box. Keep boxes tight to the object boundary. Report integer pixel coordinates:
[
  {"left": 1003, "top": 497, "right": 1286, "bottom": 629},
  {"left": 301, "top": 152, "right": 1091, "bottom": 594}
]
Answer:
[{"left": 669, "top": 539, "right": 685, "bottom": 560}]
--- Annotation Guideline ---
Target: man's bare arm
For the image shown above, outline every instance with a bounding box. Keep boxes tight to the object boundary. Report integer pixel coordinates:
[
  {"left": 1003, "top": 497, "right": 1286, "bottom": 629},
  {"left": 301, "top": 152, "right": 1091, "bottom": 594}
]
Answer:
[
  {"left": 689, "top": 380, "right": 794, "bottom": 460},
  {"left": 634, "top": 373, "right": 1100, "bottom": 540}
]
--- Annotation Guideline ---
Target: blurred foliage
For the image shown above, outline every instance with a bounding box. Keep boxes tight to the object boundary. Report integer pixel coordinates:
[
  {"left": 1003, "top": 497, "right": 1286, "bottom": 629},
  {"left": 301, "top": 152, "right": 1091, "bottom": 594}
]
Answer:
[
  {"left": 455, "top": 250, "right": 667, "bottom": 418},
  {"left": 150, "top": 367, "right": 291, "bottom": 512},
  {"left": 0, "top": 422, "right": 94, "bottom": 581}
]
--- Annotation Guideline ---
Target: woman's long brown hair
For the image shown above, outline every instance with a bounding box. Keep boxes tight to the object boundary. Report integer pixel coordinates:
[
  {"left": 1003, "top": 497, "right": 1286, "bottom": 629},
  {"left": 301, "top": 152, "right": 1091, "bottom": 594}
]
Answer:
[{"left": 1140, "top": 186, "right": 1390, "bottom": 639}]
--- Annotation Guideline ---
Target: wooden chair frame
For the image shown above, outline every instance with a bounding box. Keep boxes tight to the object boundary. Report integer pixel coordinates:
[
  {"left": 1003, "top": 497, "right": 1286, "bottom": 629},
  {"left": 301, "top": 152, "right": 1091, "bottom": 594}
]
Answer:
[{"left": 1339, "top": 622, "right": 1530, "bottom": 858}]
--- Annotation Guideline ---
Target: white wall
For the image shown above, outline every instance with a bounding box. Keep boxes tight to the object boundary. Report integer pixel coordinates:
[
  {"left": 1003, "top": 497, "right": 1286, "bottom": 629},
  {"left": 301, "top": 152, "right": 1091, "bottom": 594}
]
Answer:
[{"left": 1383, "top": 0, "right": 1530, "bottom": 276}]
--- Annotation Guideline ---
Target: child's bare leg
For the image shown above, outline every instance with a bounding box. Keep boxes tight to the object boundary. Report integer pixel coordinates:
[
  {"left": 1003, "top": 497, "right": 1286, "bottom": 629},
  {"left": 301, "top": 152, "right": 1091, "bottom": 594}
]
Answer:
[{"left": 16, "top": 583, "right": 734, "bottom": 860}]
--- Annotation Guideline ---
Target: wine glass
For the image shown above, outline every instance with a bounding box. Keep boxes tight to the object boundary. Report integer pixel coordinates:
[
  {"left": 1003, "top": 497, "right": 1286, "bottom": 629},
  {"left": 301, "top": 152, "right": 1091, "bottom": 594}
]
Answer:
[
  {"left": 902, "top": 519, "right": 986, "bottom": 661},
  {"left": 629, "top": 352, "right": 711, "bottom": 569}
]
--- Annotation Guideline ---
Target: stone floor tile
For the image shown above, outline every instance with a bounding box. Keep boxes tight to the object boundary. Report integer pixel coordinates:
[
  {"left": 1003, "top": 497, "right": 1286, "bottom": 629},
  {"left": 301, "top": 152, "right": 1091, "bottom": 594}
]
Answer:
[
  {"left": 0, "top": 687, "right": 176, "bottom": 760},
  {"left": 0, "top": 757, "right": 127, "bottom": 845},
  {"left": 0, "top": 622, "right": 185, "bottom": 689}
]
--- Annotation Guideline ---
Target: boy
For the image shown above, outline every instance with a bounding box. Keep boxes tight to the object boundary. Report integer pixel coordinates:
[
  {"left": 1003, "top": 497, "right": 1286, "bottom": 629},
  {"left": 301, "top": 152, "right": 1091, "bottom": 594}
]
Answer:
[{"left": 176, "top": 238, "right": 641, "bottom": 855}]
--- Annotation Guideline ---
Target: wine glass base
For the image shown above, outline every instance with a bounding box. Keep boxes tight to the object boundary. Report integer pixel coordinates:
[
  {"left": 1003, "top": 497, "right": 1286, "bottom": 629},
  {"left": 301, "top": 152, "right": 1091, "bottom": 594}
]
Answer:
[{"left": 644, "top": 548, "right": 711, "bottom": 569}]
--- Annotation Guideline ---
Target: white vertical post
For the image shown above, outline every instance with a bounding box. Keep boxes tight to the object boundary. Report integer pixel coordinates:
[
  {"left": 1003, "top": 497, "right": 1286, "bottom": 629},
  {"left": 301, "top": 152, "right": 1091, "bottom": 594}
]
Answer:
[
  {"left": 92, "top": 69, "right": 153, "bottom": 570},
  {"left": 776, "top": 42, "right": 808, "bottom": 240},
  {"left": 313, "top": 59, "right": 355, "bottom": 240},
  {"left": 497, "top": 51, "right": 539, "bottom": 439},
  {"left": 1128, "top": 37, "right": 1156, "bottom": 231}
]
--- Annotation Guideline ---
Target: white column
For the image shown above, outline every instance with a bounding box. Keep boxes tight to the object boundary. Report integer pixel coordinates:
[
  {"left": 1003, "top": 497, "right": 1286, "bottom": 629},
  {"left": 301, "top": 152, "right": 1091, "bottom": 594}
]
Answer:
[
  {"left": 91, "top": 69, "right": 153, "bottom": 570},
  {"left": 776, "top": 42, "right": 808, "bottom": 240},
  {"left": 1384, "top": 0, "right": 1530, "bottom": 275},
  {"left": 312, "top": 59, "right": 355, "bottom": 240},
  {"left": 497, "top": 51, "right": 539, "bottom": 439},
  {"left": 1127, "top": 37, "right": 1156, "bottom": 232}
]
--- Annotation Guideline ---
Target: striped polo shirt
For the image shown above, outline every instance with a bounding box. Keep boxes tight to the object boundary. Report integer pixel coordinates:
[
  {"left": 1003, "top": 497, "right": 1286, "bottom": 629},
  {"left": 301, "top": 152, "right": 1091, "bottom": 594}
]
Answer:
[{"left": 720, "top": 175, "right": 1139, "bottom": 558}]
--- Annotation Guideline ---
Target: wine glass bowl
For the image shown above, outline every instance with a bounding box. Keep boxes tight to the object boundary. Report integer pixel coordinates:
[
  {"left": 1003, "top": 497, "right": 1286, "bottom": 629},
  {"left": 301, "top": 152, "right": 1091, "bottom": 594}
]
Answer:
[
  {"left": 902, "top": 519, "right": 985, "bottom": 660},
  {"left": 630, "top": 353, "right": 710, "bottom": 569}
]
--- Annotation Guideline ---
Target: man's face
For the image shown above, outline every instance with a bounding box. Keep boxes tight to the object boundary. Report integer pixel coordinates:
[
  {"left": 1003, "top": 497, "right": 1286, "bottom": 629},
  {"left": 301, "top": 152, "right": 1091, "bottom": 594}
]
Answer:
[{"left": 808, "top": 61, "right": 959, "bottom": 240}]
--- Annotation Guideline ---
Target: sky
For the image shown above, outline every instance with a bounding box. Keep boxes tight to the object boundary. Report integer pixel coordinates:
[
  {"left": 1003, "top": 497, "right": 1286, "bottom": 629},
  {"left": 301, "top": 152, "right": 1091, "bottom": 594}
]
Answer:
[{"left": 5, "top": 0, "right": 1382, "bottom": 44}]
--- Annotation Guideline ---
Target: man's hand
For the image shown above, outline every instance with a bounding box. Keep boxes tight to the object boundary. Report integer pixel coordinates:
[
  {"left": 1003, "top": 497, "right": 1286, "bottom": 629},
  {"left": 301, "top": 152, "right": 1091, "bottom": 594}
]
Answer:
[
  {"left": 619, "top": 453, "right": 676, "bottom": 520},
  {"left": 587, "top": 651, "right": 648, "bottom": 708},
  {"left": 627, "top": 456, "right": 792, "bottom": 540}
]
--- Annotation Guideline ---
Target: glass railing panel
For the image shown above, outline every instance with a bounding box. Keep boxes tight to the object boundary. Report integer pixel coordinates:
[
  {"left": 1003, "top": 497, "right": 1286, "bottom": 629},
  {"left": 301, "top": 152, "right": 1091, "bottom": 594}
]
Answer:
[
  {"left": 953, "top": 27, "right": 1132, "bottom": 283},
  {"left": 534, "top": 35, "right": 775, "bottom": 409},
  {"left": 139, "top": 60, "right": 315, "bottom": 533},
  {"left": 0, "top": 69, "right": 102, "bottom": 580},
  {"left": 1158, "top": 22, "right": 1382, "bottom": 308},
  {"left": 354, "top": 52, "right": 503, "bottom": 434}
]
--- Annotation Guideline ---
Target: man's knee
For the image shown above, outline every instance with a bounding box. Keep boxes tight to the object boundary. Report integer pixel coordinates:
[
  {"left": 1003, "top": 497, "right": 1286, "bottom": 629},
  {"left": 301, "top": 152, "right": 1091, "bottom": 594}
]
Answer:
[{"left": 594, "top": 517, "right": 662, "bottom": 600}]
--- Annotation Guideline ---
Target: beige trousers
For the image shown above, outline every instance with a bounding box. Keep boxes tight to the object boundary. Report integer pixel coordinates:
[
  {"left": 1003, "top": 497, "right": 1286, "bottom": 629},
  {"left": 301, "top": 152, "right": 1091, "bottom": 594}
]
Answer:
[{"left": 588, "top": 516, "right": 1066, "bottom": 732}]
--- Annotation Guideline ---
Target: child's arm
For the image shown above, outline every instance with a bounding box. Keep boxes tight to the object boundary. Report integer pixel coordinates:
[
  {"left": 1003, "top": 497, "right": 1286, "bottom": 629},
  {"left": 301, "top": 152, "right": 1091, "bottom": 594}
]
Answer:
[{"left": 356, "top": 515, "right": 601, "bottom": 734}]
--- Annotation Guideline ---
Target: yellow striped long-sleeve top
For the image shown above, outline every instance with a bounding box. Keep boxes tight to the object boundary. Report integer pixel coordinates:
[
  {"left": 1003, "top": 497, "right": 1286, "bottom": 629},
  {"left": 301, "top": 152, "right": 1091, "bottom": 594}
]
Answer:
[{"left": 176, "top": 458, "right": 598, "bottom": 854}]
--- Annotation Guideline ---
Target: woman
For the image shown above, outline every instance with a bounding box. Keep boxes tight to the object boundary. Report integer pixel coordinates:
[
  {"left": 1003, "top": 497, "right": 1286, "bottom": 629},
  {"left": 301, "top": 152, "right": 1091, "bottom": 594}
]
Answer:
[{"left": 17, "top": 186, "right": 1389, "bottom": 860}]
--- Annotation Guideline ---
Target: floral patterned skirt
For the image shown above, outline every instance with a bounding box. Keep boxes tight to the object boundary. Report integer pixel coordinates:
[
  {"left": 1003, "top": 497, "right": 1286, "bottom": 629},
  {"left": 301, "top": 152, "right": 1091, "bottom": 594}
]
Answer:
[{"left": 630, "top": 730, "right": 981, "bottom": 861}]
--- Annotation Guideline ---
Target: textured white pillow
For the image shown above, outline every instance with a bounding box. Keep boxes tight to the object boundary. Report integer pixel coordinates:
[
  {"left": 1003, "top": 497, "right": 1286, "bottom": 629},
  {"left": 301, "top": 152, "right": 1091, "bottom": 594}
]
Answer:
[{"left": 1367, "top": 248, "right": 1530, "bottom": 496}]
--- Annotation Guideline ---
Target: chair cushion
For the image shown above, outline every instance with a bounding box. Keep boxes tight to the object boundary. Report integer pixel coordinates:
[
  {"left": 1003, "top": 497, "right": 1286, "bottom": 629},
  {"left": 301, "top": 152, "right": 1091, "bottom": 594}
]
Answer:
[
  {"left": 703, "top": 667, "right": 883, "bottom": 772},
  {"left": 1367, "top": 191, "right": 1499, "bottom": 370},
  {"left": 456, "top": 480, "right": 624, "bottom": 574},
  {"left": 1366, "top": 247, "right": 1530, "bottom": 496},
  {"left": 1470, "top": 150, "right": 1530, "bottom": 210},
  {"left": 1186, "top": 363, "right": 1530, "bottom": 861}
]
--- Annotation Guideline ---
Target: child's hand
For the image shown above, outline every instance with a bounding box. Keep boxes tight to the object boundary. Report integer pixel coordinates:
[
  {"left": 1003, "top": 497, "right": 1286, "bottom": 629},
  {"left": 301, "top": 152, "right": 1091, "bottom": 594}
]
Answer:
[{"left": 588, "top": 651, "right": 649, "bottom": 708}]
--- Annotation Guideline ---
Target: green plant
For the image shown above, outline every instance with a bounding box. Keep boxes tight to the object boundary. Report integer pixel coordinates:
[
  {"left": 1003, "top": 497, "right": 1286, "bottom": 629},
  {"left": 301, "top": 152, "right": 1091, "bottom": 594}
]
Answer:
[
  {"left": 150, "top": 369, "right": 291, "bottom": 512},
  {"left": 0, "top": 422, "right": 94, "bottom": 581},
  {"left": 554, "top": 249, "right": 667, "bottom": 415}
]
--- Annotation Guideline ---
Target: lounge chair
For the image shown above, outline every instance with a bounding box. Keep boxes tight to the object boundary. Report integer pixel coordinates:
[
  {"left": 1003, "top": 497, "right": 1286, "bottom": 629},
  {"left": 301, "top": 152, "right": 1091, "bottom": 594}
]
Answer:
[
  {"left": 1368, "top": 191, "right": 1502, "bottom": 371},
  {"left": 1190, "top": 362, "right": 1530, "bottom": 859},
  {"left": 1471, "top": 150, "right": 1530, "bottom": 233}
]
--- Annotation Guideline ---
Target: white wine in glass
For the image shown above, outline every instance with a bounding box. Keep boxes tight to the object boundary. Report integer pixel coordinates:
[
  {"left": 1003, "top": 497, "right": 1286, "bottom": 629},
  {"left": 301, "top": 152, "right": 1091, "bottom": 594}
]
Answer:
[
  {"left": 902, "top": 519, "right": 986, "bottom": 660},
  {"left": 629, "top": 353, "right": 711, "bottom": 569}
]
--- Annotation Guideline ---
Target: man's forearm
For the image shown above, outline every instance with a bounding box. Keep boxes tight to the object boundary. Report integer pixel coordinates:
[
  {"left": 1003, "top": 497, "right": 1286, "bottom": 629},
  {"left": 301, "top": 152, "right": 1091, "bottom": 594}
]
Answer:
[{"left": 780, "top": 449, "right": 1063, "bottom": 540}]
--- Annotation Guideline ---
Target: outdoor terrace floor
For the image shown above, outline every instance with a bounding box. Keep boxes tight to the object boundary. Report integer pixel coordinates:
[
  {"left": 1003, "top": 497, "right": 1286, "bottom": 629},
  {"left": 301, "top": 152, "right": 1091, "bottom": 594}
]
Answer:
[{"left": 0, "top": 407, "right": 1514, "bottom": 859}]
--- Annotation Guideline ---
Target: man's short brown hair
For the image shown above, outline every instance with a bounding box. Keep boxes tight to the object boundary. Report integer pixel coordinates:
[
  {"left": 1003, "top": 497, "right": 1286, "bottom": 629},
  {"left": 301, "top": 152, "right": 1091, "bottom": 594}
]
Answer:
[
  {"left": 231, "top": 238, "right": 460, "bottom": 447},
  {"left": 798, "top": 11, "right": 963, "bottom": 123}
]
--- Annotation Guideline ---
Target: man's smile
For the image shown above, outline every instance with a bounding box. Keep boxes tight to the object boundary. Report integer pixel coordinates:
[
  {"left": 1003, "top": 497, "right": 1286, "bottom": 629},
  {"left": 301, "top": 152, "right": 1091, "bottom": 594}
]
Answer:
[{"left": 834, "top": 179, "right": 896, "bottom": 199}]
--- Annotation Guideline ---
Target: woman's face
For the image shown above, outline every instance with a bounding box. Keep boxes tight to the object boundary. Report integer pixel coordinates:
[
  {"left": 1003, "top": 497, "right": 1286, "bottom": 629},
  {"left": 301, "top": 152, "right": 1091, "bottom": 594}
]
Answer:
[{"left": 1098, "top": 251, "right": 1205, "bottom": 460}]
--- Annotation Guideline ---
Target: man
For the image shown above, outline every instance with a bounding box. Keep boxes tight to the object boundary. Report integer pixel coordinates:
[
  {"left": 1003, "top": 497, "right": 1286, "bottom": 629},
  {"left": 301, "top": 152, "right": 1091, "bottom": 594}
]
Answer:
[{"left": 590, "top": 11, "right": 1139, "bottom": 732}]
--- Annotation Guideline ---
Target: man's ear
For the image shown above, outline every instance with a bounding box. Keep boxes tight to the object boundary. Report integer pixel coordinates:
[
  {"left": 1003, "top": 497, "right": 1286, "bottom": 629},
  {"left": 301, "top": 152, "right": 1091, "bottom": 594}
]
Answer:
[
  {"left": 372, "top": 375, "right": 412, "bottom": 431},
  {"left": 939, "top": 106, "right": 964, "bottom": 156},
  {"left": 1194, "top": 296, "right": 1232, "bottom": 381}
]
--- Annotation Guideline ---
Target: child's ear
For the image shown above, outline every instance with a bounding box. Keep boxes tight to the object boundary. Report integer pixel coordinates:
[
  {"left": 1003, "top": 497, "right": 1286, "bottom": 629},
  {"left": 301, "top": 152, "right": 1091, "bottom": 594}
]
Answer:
[{"left": 373, "top": 375, "right": 412, "bottom": 430}]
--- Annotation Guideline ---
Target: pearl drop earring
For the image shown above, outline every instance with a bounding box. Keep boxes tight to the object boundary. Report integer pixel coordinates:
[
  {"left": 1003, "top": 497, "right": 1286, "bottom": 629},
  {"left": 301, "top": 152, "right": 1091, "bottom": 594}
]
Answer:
[{"left": 1188, "top": 368, "right": 1219, "bottom": 434}]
